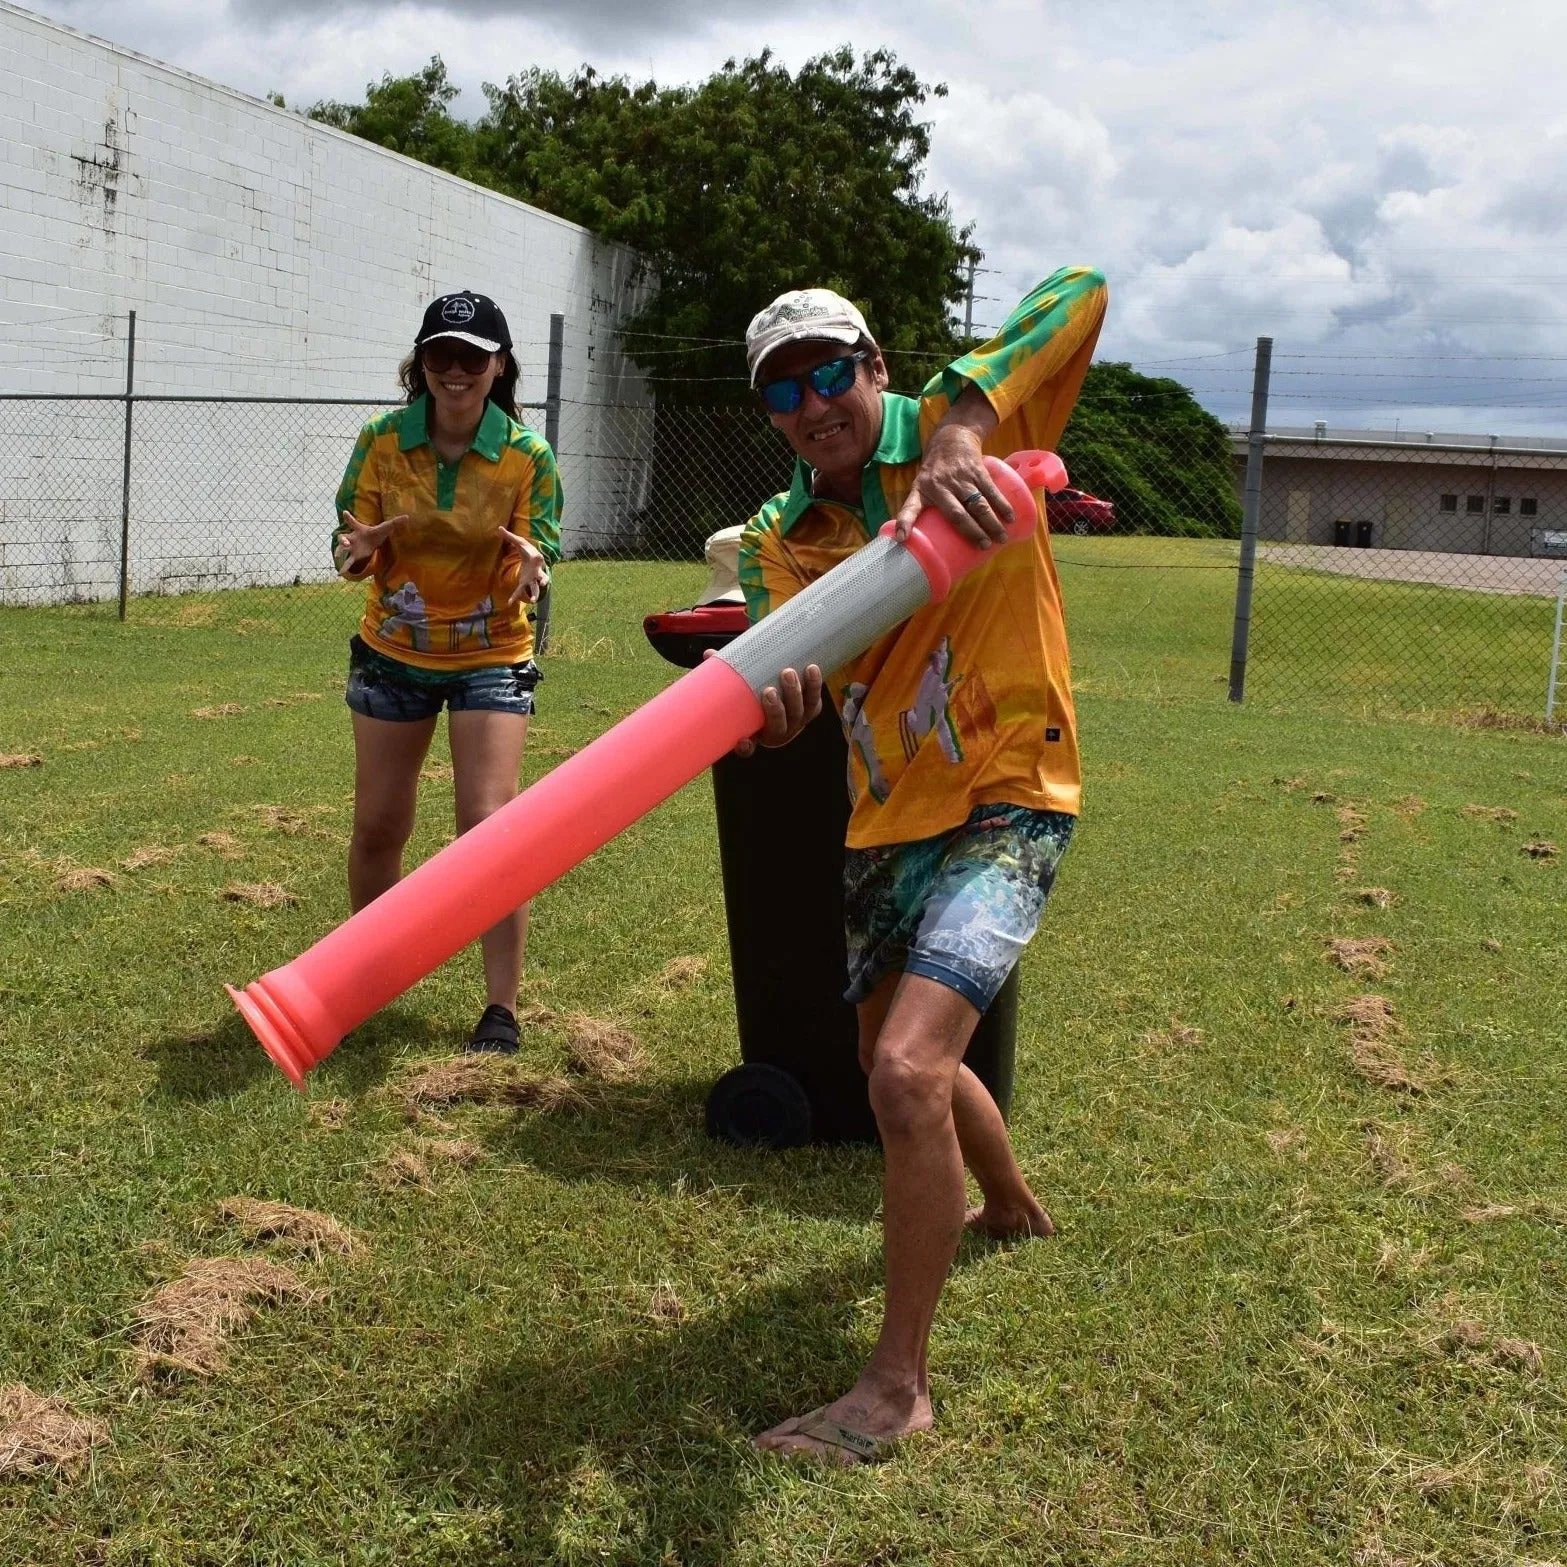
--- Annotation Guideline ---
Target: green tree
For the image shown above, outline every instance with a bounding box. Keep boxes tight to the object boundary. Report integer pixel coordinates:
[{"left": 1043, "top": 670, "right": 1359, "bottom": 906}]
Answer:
[
  {"left": 315, "top": 50, "right": 975, "bottom": 402},
  {"left": 1058, "top": 363, "right": 1242, "bottom": 537}
]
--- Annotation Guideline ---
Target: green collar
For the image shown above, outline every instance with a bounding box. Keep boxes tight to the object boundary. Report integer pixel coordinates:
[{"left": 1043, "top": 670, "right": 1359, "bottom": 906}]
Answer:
[
  {"left": 777, "top": 392, "right": 922, "bottom": 535},
  {"left": 397, "top": 395, "right": 509, "bottom": 463}
]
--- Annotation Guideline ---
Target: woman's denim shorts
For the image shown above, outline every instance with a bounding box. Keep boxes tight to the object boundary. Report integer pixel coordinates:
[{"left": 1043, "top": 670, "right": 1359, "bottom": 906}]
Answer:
[{"left": 345, "top": 635, "right": 541, "bottom": 722}]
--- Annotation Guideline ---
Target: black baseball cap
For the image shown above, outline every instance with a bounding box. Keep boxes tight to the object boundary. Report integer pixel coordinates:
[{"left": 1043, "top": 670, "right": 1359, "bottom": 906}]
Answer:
[{"left": 415, "top": 291, "right": 511, "bottom": 354}]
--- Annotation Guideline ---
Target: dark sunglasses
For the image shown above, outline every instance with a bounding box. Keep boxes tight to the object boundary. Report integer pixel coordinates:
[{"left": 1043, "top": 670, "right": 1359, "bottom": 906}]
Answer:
[
  {"left": 758, "top": 350, "right": 869, "bottom": 415},
  {"left": 420, "top": 339, "right": 497, "bottom": 376}
]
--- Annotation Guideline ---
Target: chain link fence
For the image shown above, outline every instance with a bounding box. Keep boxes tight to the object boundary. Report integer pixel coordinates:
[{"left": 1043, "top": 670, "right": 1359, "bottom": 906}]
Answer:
[
  {"left": 1246, "top": 428, "right": 1567, "bottom": 720},
  {"left": 3, "top": 343, "right": 1565, "bottom": 728}
]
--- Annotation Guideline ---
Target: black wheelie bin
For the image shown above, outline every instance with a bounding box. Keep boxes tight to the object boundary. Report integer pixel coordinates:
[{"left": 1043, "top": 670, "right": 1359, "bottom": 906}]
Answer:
[{"left": 643, "top": 595, "right": 1020, "bottom": 1148}]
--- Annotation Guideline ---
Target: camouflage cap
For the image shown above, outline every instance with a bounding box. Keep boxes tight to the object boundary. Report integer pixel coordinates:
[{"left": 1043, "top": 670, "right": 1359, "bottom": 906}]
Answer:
[{"left": 744, "top": 288, "right": 874, "bottom": 387}]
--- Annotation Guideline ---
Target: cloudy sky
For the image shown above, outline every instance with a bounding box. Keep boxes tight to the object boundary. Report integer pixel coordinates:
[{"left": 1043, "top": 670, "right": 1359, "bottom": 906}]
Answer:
[{"left": 24, "top": 0, "right": 1567, "bottom": 433}]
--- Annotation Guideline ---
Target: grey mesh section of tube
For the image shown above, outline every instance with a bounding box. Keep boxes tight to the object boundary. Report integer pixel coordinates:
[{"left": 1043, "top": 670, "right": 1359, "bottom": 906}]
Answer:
[{"left": 717, "top": 536, "right": 931, "bottom": 694}]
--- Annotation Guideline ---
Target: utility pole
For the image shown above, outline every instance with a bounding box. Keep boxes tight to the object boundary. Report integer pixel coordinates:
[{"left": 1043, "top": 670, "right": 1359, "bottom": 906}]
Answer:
[{"left": 962, "top": 260, "right": 977, "bottom": 341}]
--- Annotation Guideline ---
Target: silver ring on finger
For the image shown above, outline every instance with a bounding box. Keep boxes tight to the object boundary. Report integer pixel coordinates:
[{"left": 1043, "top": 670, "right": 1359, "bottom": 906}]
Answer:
[{"left": 962, "top": 491, "right": 985, "bottom": 510}]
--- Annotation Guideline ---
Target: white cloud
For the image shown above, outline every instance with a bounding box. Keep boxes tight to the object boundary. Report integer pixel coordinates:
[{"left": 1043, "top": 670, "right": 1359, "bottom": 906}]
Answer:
[{"left": 17, "top": 0, "right": 1567, "bottom": 431}]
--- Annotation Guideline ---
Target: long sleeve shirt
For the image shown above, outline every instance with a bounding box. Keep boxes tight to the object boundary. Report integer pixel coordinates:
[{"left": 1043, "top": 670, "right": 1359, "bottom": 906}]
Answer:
[{"left": 738, "top": 266, "right": 1108, "bottom": 848}]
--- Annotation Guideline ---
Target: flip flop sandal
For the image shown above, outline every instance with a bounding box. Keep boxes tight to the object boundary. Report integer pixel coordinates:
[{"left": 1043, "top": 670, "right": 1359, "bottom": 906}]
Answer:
[
  {"left": 465, "top": 1003, "right": 520, "bottom": 1056},
  {"left": 777, "top": 1407, "right": 890, "bottom": 1465}
]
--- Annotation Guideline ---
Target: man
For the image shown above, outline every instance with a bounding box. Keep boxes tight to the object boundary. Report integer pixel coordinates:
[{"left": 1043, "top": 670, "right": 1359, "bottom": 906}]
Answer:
[{"left": 736, "top": 268, "right": 1107, "bottom": 1462}]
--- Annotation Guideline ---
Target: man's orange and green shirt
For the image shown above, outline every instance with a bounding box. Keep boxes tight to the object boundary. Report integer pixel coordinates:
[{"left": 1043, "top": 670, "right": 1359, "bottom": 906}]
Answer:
[
  {"left": 333, "top": 395, "right": 562, "bottom": 670},
  {"left": 738, "top": 266, "right": 1108, "bottom": 849}
]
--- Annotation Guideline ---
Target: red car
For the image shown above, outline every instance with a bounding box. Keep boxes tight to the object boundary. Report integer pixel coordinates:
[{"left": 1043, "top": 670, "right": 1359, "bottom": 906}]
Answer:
[{"left": 1046, "top": 487, "right": 1116, "bottom": 534}]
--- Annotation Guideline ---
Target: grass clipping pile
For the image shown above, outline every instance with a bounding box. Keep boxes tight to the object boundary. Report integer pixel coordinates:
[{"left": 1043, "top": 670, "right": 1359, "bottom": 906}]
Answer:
[
  {"left": 216, "top": 1197, "right": 360, "bottom": 1259},
  {"left": 0, "top": 1385, "right": 109, "bottom": 1478},
  {"left": 133, "top": 1257, "right": 309, "bottom": 1382}
]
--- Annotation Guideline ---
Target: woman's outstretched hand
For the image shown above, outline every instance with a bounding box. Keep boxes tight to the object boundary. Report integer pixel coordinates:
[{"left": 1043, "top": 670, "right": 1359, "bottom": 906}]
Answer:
[
  {"left": 335, "top": 509, "right": 407, "bottom": 574},
  {"left": 500, "top": 527, "right": 551, "bottom": 606}
]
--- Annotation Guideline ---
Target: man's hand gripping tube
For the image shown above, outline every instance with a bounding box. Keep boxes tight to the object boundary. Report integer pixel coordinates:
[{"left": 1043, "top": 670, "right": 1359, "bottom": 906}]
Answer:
[{"left": 228, "top": 449, "right": 1068, "bottom": 1086}]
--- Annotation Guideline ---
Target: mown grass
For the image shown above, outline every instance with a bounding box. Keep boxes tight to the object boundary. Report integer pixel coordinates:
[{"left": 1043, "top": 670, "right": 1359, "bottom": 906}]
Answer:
[{"left": 1, "top": 550, "right": 1564, "bottom": 1565}]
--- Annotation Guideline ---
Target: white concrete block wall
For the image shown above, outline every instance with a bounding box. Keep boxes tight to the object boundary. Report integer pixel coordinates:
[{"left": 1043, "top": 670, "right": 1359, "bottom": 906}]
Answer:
[{"left": 0, "top": 0, "right": 656, "bottom": 601}]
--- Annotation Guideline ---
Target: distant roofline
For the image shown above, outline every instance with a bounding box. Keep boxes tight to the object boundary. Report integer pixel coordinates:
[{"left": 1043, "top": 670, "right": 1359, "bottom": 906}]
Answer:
[{"left": 1228, "top": 423, "right": 1567, "bottom": 460}]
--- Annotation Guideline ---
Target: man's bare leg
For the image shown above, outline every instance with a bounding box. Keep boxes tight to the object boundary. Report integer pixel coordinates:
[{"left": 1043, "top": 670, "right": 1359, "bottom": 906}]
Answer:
[
  {"left": 756, "top": 970, "right": 1048, "bottom": 1462},
  {"left": 953, "top": 1065, "right": 1053, "bottom": 1239}
]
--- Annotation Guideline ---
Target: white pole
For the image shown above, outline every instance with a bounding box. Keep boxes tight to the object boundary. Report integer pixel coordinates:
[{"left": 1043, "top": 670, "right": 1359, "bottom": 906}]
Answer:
[{"left": 1548, "top": 571, "right": 1567, "bottom": 723}]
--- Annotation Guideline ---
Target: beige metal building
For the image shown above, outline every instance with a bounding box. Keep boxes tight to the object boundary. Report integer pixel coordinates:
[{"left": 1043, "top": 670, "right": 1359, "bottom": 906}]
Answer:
[{"left": 1231, "top": 426, "right": 1567, "bottom": 558}]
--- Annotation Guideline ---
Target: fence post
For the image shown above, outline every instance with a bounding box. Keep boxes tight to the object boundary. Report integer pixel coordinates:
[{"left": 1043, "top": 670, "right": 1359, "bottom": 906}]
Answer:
[
  {"left": 535, "top": 311, "right": 565, "bottom": 656},
  {"left": 1227, "top": 335, "right": 1272, "bottom": 703},
  {"left": 1548, "top": 570, "right": 1566, "bottom": 723},
  {"left": 117, "top": 308, "right": 136, "bottom": 621}
]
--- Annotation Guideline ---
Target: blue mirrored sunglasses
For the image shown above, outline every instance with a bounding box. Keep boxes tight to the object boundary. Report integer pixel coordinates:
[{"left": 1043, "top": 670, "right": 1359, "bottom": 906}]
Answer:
[{"left": 758, "top": 350, "right": 869, "bottom": 415}]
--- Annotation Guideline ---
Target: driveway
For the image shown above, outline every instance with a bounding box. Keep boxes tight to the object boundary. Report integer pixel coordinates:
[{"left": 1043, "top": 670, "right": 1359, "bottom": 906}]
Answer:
[{"left": 1260, "top": 544, "right": 1567, "bottom": 598}]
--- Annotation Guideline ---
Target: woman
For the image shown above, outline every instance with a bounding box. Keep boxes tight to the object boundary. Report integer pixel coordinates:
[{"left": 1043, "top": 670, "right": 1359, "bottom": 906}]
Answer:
[{"left": 332, "top": 290, "right": 559, "bottom": 1054}]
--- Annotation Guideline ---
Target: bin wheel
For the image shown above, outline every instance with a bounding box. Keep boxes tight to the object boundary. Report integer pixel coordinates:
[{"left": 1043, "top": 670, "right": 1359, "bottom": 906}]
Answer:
[{"left": 705, "top": 1063, "right": 813, "bottom": 1149}]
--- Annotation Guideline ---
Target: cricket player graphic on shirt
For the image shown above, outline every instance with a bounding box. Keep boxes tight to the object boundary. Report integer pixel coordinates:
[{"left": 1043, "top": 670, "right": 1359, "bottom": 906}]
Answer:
[
  {"left": 449, "top": 596, "right": 495, "bottom": 652},
  {"left": 841, "top": 681, "right": 890, "bottom": 804},
  {"left": 898, "top": 637, "right": 964, "bottom": 764},
  {"left": 376, "top": 581, "right": 432, "bottom": 653}
]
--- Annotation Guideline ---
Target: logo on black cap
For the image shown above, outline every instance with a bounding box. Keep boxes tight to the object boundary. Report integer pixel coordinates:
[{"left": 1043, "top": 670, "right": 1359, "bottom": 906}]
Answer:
[{"left": 416, "top": 291, "right": 511, "bottom": 351}]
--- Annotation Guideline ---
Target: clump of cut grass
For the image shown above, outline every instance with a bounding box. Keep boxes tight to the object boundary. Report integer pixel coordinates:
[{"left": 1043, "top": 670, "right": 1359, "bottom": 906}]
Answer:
[
  {"left": 1523, "top": 841, "right": 1558, "bottom": 860},
  {"left": 0, "top": 1384, "right": 110, "bottom": 1478},
  {"left": 191, "top": 704, "right": 246, "bottom": 720},
  {"left": 389, "top": 1055, "right": 590, "bottom": 1115},
  {"left": 196, "top": 831, "right": 244, "bottom": 858},
  {"left": 0, "top": 752, "right": 43, "bottom": 769},
  {"left": 308, "top": 1098, "right": 350, "bottom": 1131},
  {"left": 1331, "top": 995, "right": 1428, "bottom": 1093},
  {"left": 249, "top": 805, "right": 308, "bottom": 835},
  {"left": 215, "top": 1198, "right": 360, "bottom": 1259},
  {"left": 1355, "top": 887, "right": 1396, "bottom": 908},
  {"left": 1265, "top": 1126, "right": 1306, "bottom": 1157},
  {"left": 1142, "top": 1019, "right": 1204, "bottom": 1051},
  {"left": 133, "top": 1256, "right": 308, "bottom": 1381},
  {"left": 1482, "top": 937, "right": 1503, "bottom": 953},
  {"left": 122, "top": 844, "right": 180, "bottom": 871},
  {"left": 1461, "top": 803, "right": 1517, "bottom": 824},
  {"left": 370, "top": 1149, "right": 432, "bottom": 1192},
  {"left": 1392, "top": 794, "right": 1426, "bottom": 817},
  {"left": 1327, "top": 936, "right": 1395, "bottom": 978},
  {"left": 1337, "top": 803, "right": 1368, "bottom": 843},
  {"left": 656, "top": 955, "right": 708, "bottom": 991},
  {"left": 54, "top": 865, "right": 117, "bottom": 893},
  {"left": 1463, "top": 705, "right": 1567, "bottom": 736},
  {"left": 419, "top": 761, "right": 454, "bottom": 782},
  {"left": 1363, "top": 1123, "right": 1424, "bottom": 1189},
  {"left": 417, "top": 1137, "right": 484, "bottom": 1168},
  {"left": 563, "top": 1013, "right": 645, "bottom": 1082},
  {"left": 222, "top": 882, "right": 298, "bottom": 909},
  {"left": 648, "top": 1284, "right": 686, "bottom": 1323}
]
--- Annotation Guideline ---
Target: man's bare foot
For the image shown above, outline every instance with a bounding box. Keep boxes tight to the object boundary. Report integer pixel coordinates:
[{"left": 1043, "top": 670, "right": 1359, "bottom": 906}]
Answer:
[
  {"left": 964, "top": 1199, "right": 1054, "bottom": 1240},
  {"left": 754, "top": 1375, "right": 933, "bottom": 1466}
]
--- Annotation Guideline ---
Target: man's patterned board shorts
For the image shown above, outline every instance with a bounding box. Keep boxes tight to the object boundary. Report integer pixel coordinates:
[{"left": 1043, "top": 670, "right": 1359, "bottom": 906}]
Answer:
[{"left": 843, "top": 802, "right": 1075, "bottom": 1012}]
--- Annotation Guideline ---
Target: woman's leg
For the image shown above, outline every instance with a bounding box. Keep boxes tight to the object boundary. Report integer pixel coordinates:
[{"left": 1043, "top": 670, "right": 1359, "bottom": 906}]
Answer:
[
  {"left": 348, "top": 711, "right": 438, "bottom": 912},
  {"left": 448, "top": 708, "right": 531, "bottom": 1010}
]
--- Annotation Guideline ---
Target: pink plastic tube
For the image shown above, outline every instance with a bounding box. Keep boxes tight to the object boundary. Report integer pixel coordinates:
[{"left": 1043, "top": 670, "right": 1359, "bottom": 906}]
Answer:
[{"left": 229, "top": 449, "right": 1068, "bottom": 1086}]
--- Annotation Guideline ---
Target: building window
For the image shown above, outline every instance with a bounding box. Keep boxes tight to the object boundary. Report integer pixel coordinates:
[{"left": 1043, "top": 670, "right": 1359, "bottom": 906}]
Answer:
[
  {"left": 1521, "top": 497, "right": 1538, "bottom": 516},
  {"left": 1466, "top": 495, "right": 1485, "bottom": 513},
  {"left": 1494, "top": 496, "right": 1511, "bottom": 515},
  {"left": 1439, "top": 494, "right": 1458, "bottom": 512}
]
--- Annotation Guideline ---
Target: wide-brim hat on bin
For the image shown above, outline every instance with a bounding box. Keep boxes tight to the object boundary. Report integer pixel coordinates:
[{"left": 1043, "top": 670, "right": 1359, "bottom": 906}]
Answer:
[
  {"left": 417, "top": 291, "right": 512, "bottom": 354},
  {"left": 745, "top": 288, "right": 874, "bottom": 387}
]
